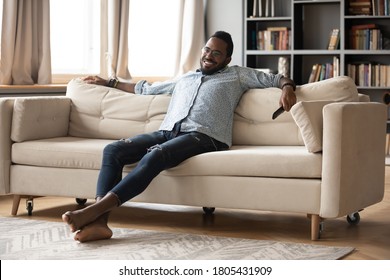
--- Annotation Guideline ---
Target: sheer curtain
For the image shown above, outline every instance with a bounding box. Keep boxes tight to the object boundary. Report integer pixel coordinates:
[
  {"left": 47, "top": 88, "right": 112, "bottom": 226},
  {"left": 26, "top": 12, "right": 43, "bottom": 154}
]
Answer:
[
  {"left": 0, "top": 0, "right": 51, "bottom": 85},
  {"left": 174, "top": 0, "right": 205, "bottom": 76},
  {"left": 103, "top": 0, "right": 131, "bottom": 81}
]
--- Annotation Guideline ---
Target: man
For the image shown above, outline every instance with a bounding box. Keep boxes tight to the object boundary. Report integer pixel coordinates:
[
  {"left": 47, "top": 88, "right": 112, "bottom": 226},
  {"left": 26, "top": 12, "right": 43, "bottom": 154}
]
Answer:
[{"left": 62, "top": 31, "right": 297, "bottom": 242}]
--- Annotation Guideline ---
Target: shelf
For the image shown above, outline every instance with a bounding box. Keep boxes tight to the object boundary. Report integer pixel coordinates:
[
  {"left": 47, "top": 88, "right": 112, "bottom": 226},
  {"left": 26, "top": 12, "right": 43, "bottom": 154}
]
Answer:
[
  {"left": 247, "top": 16, "right": 292, "bottom": 21},
  {"left": 344, "top": 50, "right": 390, "bottom": 54},
  {"left": 345, "top": 15, "right": 390, "bottom": 19},
  {"left": 294, "top": 0, "right": 340, "bottom": 4},
  {"left": 292, "top": 50, "right": 341, "bottom": 55},
  {"left": 246, "top": 50, "right": 293, "bottom": 55},
  {"left": 244, "top": 0, "right": 390, "bottom": 93},
  {"left": 294, "top": 0, "right": 340, "bottom": 3}
]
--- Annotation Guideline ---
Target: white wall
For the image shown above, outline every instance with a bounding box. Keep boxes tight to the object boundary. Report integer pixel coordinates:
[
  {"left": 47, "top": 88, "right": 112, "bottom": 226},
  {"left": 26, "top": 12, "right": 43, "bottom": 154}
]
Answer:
[{"left": 206, "top": 0, "right": 243, "bottom": 66}]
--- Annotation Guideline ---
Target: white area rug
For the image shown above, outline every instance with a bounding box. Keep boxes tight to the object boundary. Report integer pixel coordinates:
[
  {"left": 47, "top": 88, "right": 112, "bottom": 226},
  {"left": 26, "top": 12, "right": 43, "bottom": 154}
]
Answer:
[{"left": 0, "top": 217, "right": 354, "bottom": 260}]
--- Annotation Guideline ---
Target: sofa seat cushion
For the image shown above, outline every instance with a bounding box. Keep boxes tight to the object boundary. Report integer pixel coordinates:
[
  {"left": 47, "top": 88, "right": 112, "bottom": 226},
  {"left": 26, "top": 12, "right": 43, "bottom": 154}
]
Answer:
[
  {"left": 12, "top": 138, "right": 322, "bottom": 179},
  {"left": 12, "top": 137, "right": 112, "bottom": 170},
  {"left": 165, "top": 146, "right": 322, "bottom": 178}
]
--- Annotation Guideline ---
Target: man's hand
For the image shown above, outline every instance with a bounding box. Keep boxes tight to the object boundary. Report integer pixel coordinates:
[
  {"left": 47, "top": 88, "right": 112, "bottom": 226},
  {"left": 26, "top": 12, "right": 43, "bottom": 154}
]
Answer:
[
  {"left": 278, "top": 77, "right": 297, "bottom": 112},
  {"left": 82, "top": 76, "right": 108, "bottom": 86},
  {"left": 279, "top": 85, "right": 296, "bottom": 112}
]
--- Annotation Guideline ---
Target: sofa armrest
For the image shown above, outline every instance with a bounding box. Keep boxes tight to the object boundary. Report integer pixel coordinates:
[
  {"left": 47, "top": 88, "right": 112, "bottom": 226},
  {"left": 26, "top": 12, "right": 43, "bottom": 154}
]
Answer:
[
  {"left": 321, "top": 102, "right": 387, "bottom": 218},
  {"left": 0, "top": 97, "right": 71, "bottom": 194},
  {"left": 0, "top": 98, "right": 16, "bottom": 194},
  {"left": 11, "top": 97, "right": 71, "bottom": 142}
]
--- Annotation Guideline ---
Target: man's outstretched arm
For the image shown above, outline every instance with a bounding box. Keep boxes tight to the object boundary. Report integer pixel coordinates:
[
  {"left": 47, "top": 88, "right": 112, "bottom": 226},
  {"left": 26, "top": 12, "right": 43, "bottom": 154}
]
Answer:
[{"left": 83, "top": 76, "right": 136, "bottom": 93}]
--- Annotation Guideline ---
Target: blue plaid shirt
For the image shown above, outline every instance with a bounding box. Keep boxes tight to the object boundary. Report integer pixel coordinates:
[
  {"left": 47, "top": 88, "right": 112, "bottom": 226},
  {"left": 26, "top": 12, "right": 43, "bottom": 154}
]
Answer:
[{"left": 135, "top": 66, "right": 282, "bottom": 147}]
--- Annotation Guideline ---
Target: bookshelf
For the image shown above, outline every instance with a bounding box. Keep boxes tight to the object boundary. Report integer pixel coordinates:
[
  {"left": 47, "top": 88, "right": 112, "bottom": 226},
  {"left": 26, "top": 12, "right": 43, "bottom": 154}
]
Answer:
[{"left": 244, "top": 0, "right": 390, "bottom": 102}]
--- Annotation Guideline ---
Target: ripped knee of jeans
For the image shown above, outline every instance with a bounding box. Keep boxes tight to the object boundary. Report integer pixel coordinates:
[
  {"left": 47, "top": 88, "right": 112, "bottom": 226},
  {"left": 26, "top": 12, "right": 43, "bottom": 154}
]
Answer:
[
  {"left": 147, "top": 144, "right": 162, "bottom": 153},
  {"left": 119, "top": 138, "right": 132, "bottom": 144}
]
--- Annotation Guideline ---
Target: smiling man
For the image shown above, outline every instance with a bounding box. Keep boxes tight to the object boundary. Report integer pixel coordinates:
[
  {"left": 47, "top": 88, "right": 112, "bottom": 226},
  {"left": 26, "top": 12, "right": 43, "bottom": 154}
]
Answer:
[
  {"left": 62, "top": 31, "right": 297, "bottom": 243},
  {"left": 200, "top": 42, "right": 231, "bottom": 75}
]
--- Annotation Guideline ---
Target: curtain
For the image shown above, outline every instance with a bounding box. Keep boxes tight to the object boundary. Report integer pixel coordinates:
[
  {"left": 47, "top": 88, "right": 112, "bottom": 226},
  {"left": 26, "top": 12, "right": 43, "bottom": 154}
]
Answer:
[
  {"left": 0, "top": 0, "right": 51, "bottom": 85},
  {"left": 174, "top": 0, "right": 205, "bottom": 76},
  {"left": 103, "top": 0, "right": 131, "bottom": 81}
]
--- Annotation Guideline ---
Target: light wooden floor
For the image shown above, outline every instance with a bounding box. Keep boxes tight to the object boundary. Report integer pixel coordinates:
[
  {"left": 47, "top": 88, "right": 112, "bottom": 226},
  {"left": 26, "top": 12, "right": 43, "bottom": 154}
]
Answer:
[{"left": 1, "top": 167, "right": 389, "bottom": 260}]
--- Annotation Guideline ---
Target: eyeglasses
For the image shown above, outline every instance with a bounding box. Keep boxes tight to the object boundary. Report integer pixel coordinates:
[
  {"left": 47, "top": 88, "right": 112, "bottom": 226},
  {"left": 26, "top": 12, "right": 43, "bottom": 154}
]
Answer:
[{"left": 202, "top": 46, "right": 223, "bottom": 58}]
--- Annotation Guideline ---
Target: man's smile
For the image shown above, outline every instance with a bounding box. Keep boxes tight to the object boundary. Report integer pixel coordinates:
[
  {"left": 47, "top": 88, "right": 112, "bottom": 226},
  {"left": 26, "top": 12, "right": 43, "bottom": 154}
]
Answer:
[{"left": 202, "top": 59, "right": 216, "bottom": 67}]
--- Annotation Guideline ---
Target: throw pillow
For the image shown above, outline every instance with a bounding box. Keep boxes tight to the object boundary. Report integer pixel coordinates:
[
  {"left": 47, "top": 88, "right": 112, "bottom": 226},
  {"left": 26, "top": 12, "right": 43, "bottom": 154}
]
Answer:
[
  {"left": 11, "top": 97, "right": 71, "bottom": 142},
  {"left": 290, "top": 101, "right": 334, "bottom": 153}
]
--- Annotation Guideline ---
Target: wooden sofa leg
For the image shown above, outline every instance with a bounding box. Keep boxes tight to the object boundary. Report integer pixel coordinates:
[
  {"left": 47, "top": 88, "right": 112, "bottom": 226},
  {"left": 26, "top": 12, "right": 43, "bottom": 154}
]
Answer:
[
  {"left": 11, "top": 195, "right": 21, "bottom": 216},
  {"left": 310, "top": 214, "right": 321, "bottom": 241}
]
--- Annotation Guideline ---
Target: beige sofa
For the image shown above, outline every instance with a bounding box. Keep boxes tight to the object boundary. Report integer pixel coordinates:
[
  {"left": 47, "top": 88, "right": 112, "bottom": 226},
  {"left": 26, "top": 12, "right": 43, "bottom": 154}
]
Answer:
[{"left": 0, "top": 76, "right": 386, "bottom": 240}]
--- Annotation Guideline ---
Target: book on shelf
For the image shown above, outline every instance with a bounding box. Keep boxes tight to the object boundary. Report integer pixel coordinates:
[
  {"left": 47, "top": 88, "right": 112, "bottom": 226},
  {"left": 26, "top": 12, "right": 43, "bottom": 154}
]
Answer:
[
  {"left": 308, "top": 57, "right": 339, "bottom": 83},
  {"left": 265, "top": 0, "right": 275, "bottom": 17},
  {"left": 333, "top": 56, "right": 340, "bottom": 78},
  {"left": 251, "top": 0, "right": 275, "bottom": 18},
  {"left": 251, "top": 0, "right": 263, "bottom": 17},
  {"left": 348, "top": 0, "right": 372, "bottom": 15},
  {"left": 327, "top": 29, "right": 340, "bottom": 50},
  {"left": 257, "top": 27, "right": 290, "bottom": 50},
  {"left": 348, "top": 0, "right": 390, "bottom": 16},
  {"left": 347, "top": 62, "right": 390, "bottom": 87},
  {"left": 371, "top": 0, "right": 390, "bottom": 16},
  {"left": 252, "top": 0, "right": 258, "bottom": 17},
  {"left": 308, "top": 64, "right": 318, "bottom": 83},
  {"left": 349, "top": 24, "right": 383, "bottom": 50}
]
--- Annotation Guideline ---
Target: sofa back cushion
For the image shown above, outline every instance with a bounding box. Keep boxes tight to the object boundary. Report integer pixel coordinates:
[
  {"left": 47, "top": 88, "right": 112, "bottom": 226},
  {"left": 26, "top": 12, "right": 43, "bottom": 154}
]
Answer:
[
  {"left": 67, "top": 76, "right": 359, "bottom": 145},
  {"left": 232, "top": 76, "right": 359, "bottom": 145},
  {"left": 67, "top": 79, "right": 170, "bottom": 140}
]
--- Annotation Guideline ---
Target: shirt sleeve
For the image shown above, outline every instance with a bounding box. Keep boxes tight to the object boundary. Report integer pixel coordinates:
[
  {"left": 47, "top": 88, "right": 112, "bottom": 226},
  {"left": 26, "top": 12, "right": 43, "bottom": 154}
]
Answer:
[
  {"left": 237, "top": 66, "right": 283, "bottom": 89},
  {"left": 134, "top": 79, "right": 176, "bottom": 95}
]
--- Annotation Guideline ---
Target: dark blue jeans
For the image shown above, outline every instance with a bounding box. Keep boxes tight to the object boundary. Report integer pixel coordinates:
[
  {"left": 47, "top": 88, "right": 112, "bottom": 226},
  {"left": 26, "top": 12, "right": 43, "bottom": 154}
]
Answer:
[{"left": 96, "top": 129, "right": 228, "bottom": 205}]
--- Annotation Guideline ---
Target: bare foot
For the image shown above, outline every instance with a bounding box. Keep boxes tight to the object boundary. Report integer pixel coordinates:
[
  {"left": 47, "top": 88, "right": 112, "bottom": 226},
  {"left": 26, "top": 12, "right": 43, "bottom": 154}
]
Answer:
[
  {"left": 62, "top": 210, "right": 96, "bottom": 232},
  {"left": 74, "top": 220, "right": 113, "bottom": 243},
  {"left": 62, "top": 211, "right": 78, "bottom": 232},
  {"left": 62, "top": 193, "right": 119, "bottom": 233}
]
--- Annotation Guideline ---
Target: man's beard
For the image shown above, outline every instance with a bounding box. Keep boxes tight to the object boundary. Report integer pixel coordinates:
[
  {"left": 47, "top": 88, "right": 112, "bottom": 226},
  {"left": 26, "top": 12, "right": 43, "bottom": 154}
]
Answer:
[
  {"left": 200, "top": 63, "right": 226, "bottom": 75},
  {"left": 199, "top": 57, "right": 227, "bottom": 75}
]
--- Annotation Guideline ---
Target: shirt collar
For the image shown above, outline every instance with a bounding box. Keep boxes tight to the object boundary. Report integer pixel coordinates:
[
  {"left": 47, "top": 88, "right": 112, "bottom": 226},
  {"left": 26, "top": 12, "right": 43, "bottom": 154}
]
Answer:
[{"left": 196, "top": 65, "right": 229, "bottom": 75}]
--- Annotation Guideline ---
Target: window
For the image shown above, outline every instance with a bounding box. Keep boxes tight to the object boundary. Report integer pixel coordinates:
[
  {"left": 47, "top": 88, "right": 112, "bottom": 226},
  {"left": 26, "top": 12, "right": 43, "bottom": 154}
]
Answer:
[
  {"left": 128, "top": 0, "right": 181, "bottom": 78},
  {"left": 50, "top": 0, "right": 100, "bottom": 82},
  {"left": 49, "top": 0, "right": 183, "bottom": 82}
]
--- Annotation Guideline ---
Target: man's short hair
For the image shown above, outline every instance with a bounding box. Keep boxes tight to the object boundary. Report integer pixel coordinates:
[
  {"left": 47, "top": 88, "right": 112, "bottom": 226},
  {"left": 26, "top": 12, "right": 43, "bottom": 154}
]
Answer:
[{"left": 210, "top": 31, "right": 234, "bottom": 58}]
